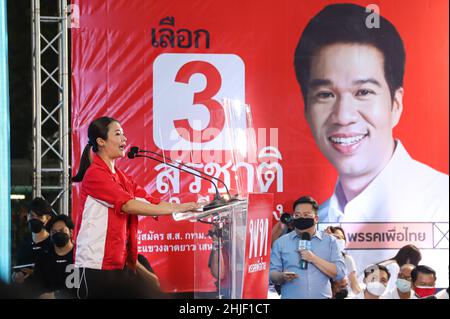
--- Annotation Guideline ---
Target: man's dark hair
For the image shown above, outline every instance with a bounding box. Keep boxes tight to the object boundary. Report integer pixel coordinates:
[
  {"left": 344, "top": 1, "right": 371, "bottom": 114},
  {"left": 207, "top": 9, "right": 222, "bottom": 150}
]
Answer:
[
  {"left": 28, "top": 197, "right": 53, "bottom": 216},
  {"left": 46, "top": 214, "right": 74, "bottom": 232},
  {"left": 364, "top": 264, "right": 391, "bottom": 281},
  {"left": 293, "top": 196, "right": 319, "bottom": 212},
  {"left": 411, "top": 265, "right": 437, "bottom": 283},
  {"left": 294, "top": 3, "right": 405, "bottom": 105}
]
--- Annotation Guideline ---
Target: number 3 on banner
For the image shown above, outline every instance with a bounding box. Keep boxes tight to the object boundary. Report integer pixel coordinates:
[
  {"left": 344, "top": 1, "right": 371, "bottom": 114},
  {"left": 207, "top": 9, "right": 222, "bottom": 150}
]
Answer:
[{"left": 174, "top": 61, "right": 225, "bottom": 143}]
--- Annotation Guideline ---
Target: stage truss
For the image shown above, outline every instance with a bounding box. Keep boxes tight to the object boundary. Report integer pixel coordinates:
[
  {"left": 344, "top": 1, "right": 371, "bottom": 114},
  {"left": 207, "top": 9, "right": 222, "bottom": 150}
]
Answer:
[{"left": 31, "top": 0, "right": 70, "bottom": 215}]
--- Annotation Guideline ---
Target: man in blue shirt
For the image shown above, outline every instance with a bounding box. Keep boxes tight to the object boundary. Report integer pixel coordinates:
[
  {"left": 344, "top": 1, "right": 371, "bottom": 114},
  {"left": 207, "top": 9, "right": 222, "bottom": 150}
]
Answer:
[{"left": 270, "top": 196, "right": 346, "bottom": 299}]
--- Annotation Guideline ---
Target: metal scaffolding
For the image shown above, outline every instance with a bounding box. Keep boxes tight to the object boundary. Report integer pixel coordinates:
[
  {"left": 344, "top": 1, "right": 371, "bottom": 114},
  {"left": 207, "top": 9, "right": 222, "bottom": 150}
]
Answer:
[{"left": 31, "top": 0, "right": 70, "bottom": 215}]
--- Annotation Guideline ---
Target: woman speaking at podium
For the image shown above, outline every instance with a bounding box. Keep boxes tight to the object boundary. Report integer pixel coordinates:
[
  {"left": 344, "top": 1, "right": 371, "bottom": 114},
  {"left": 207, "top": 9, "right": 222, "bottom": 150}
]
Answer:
[{"left": 72, "top": 116, "right": 199, "bottom": 298}]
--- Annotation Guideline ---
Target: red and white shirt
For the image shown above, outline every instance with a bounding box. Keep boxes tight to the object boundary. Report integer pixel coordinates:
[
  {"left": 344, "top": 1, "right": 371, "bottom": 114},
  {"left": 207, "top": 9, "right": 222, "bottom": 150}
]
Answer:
[{"left": 73, "top": 154, "right": 160, "bottom": 270}]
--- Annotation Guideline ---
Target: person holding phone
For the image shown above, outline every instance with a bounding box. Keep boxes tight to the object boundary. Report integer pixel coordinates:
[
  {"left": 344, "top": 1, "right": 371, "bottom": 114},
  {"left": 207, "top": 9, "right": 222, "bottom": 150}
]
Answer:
[{"left": 269, "top": 196, "right": 346, "bottom": 299}]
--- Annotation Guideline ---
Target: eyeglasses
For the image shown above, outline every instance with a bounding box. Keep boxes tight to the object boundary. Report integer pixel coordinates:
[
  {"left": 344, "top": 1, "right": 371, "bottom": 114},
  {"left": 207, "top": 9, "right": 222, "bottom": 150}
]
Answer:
[{"left": 293, "top": 212, "right": 316, "bottom": 219}]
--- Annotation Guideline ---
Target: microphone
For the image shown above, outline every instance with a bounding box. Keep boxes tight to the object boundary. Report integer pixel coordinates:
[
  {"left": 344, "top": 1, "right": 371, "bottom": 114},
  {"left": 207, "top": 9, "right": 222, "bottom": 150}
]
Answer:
[
  {"left": 127, "top": 147, "right": 229, "bottom": 211},
  {"left": 131, "top": 147, "right": 234, "bottom": 199},
  {"left": 298, "top": 232, "right": 311, "bottom": 270}
]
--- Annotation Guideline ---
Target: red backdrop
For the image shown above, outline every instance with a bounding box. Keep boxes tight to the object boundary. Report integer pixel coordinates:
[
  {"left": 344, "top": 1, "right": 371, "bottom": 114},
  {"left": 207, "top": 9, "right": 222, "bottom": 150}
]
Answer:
[{"left": 71, "top": 0, "right": 449, "bottom": 292}]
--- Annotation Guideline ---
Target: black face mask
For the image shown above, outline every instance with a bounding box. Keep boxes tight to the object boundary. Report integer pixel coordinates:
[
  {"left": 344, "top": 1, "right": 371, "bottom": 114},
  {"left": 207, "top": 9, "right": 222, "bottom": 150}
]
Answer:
[
  {"left": 292, "top": 217, "right": 315, "bottom": 230},
  {"left": 51, "top": 232, "right": 70, "bottom": 248},
  {"left": 28, "top": 219, "right": 44, "bottom": 233},
  {"left": 335, "top": 289, "right": 349, "bottom": 299}
]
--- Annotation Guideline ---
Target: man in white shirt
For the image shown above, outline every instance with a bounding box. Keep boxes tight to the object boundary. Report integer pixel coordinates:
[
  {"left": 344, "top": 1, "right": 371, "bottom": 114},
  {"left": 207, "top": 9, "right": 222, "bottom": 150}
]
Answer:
[
  {"left": 412, "top": 265, "right": 438, "bottom": 299},
  {"left": 294, "top": 4, "right": 448, "bottom": 224},
  {"left": 293, "top": 3, "right": 448, "bottom": 288},
  {"left": 383, "top": 264, "right": 415, "bottom": 299},
  {"left": 348, "top": 264, "right": 390, "bottom": 299}
]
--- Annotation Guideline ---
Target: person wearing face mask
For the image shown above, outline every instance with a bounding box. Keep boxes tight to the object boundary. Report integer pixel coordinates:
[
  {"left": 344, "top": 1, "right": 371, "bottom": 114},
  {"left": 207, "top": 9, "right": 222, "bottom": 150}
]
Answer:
[
  {"left": 326, "top": 226, "right": 361, "bottom": 297},
  {"left": 377, "top": 244, "right": 422, "bottom": 293},
  {"left": 12, "top": 197, "right": 53, "bottom": 288},
  {"left": 411, "top": 265, "right": 437, "bottom": 299},
  {"left": 31, "top": 214, "right": 75, "bottom": 299},
  {"left": 330, "top": 276, "right": 349, "bottom": 299},
  {"left": 383, "top": 263, "right": 415, "bottom": 299},
  {"left": 269, "top": 196, "right": 346, "bottom": 299},
  {"left": 348, "top": 264, "right": 390, "bottom": 299}
]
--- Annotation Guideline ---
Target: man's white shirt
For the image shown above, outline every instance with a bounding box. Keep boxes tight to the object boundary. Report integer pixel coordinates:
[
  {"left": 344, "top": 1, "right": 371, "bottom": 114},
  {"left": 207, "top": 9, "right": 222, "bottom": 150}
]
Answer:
[
  {"left": 318, "top": 140, "right": 449, "bottom": 288},
  {"left": 319, "top": 140, "right": 448, "bottom": 223},
  {"left": 382, "top": 287, "right": 414, "bottom": 299}
]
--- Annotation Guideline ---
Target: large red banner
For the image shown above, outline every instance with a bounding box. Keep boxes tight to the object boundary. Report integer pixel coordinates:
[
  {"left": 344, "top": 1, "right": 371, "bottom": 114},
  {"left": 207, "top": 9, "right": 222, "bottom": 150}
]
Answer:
[{"left": 71, "top": 0, "right": 449, "bottom": 292}]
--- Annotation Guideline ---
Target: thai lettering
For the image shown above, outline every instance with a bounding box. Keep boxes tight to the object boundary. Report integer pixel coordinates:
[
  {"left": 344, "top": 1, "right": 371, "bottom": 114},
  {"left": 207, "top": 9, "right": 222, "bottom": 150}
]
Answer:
[
  {"left": 346, "top": 227, "right": 427, "bottom": 243},
  {"left": 151, "top": 17, "right": 210, "bottom": 49},
  {"left": 248, "top": 218, "right": 269, "bottom": 259}
]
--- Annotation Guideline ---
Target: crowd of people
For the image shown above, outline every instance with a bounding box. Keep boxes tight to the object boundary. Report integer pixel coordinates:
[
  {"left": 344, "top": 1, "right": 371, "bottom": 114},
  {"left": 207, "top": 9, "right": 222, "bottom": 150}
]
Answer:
[
  {"left": 268, "top": 196, "right": 449, "bottom": 299},
  {"left": 9, "top": 197, "right": 162, "bottom": 299},
  {"left": 6, "top": 194, "right": 448, "bottom": 300}
]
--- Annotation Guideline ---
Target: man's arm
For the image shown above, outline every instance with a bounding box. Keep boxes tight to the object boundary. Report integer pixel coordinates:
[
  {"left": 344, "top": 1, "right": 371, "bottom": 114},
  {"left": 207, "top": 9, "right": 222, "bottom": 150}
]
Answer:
[
  {"left": 269, "top": 239, "right": 299, "bottom": 285},
  {"left": 300, "top": 250, "right": 337, "bottom": 278},
  {"left": 299, "top": 237, "right": 346, "bottom": 279}
]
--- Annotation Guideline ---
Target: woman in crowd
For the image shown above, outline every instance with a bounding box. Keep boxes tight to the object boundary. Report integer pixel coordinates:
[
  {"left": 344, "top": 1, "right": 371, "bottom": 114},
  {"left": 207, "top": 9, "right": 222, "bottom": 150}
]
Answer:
[
  {"left": 326, "top": 226, "right": 361, "bottom": 297},
  {"left": 378, "top": 244, "right": 422, "bottom": 293}
]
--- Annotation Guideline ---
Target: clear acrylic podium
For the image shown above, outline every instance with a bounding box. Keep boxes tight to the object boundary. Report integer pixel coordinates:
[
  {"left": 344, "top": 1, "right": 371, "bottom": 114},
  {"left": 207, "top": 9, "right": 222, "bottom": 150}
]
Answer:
[
  {"left": 173, "top": 199, "right": 248, "bottom": 299},
  {"left": 168, "top": 100, "right": 272, "bottom": 298}
]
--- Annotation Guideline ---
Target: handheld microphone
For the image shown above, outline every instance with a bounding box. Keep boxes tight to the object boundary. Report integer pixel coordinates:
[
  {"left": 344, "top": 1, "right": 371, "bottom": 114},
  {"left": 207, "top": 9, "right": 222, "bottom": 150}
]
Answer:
[
  {"left": 298, "top": 232, "right": 311, "bottom": 270},
  {"left": 127, "top": 147, "right": 228, "bottom": 211}
]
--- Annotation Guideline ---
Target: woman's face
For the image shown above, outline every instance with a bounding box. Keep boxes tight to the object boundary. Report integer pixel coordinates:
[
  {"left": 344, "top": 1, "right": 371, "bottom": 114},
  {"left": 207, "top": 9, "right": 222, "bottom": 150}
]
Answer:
[
  {"left": 97, "top": 121, "right": 127, "bottom": 159},
  {"left": 333, "top": 229, "right": 345, "bottom": 241}
]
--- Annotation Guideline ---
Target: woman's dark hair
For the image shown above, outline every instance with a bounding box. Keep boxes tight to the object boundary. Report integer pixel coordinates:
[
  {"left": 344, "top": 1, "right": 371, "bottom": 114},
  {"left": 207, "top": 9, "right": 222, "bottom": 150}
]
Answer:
[
  {"left": 328, "top": 225, "right": 347, "bottom": 242},
  {"left": 388, "top": 244, "right": 422, "bottom": 267},
  {"left": 72, "top": 117, "right": 119, "bottom": 182},
  {"left": 294, "top": 3, "right": 405, "bottom": 105}
]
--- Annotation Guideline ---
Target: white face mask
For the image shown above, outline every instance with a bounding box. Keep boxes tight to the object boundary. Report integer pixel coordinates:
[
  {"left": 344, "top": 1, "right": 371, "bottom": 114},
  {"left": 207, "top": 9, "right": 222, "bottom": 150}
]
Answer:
[
  {"left": 366, "top": 281, "right": 386, "bottom": 296},
  {"left": 336, "top": 239, "right": 346, "bottom": 252}
]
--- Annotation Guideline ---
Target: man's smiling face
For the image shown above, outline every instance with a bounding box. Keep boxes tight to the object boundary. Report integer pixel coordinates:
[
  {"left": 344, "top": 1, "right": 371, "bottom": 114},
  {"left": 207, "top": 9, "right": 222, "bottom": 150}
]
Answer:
[{"left": 305, "top": 43, "right": 403, "bottom": 179}]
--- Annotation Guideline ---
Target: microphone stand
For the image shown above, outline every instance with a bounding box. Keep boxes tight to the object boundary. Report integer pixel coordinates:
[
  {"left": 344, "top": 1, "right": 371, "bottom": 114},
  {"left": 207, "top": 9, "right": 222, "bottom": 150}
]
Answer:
[
  {"left": 129, "top": 153, "right": 226, "bottom": 211},
  {"left": 137, "top": 148, "right": 233, "bottom": 198},
  {"left": 217, "top": 221, "right": 223, "bottom": 299}
]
